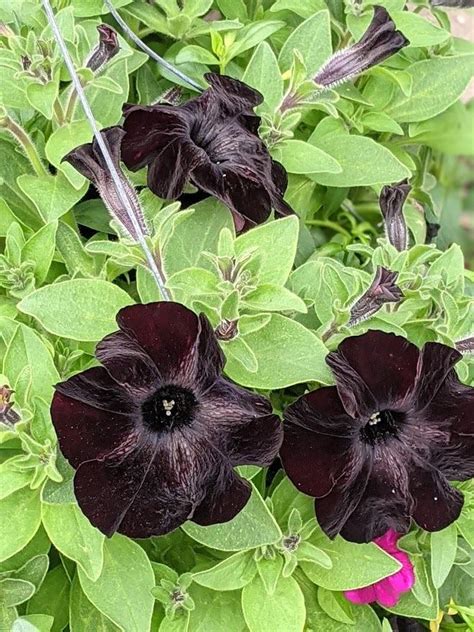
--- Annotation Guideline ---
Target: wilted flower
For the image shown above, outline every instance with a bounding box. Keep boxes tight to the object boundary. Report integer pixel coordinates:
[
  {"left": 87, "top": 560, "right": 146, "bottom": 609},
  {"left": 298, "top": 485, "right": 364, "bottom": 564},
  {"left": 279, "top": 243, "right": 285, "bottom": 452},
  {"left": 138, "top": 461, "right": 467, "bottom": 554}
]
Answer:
[
  {"left": 0, "top": 385, "right": 20, "bottom": 425},
  {"left": 314, "top": 6, "right": 409, "bottom": 90},
  {"left": 120, "top": 73, "right": 294, "bottom": 231},
  {"left": 348, "top": 267, "right": 403, "bottom": 326},
  {"left": 86, "top": 24, "right": 119, "bottom": 72},
  {"left": 380, "top": 180, "right": 411, "bottom": 251},
  {"left": 51, "top": 302, "right": 282, "bottom": 538},
  {"left": 280, "top": 330, "right": 474, "bottom": 543},
  {"left": 63, "top": 126, "right": 147, "bottom": 240},
  {"left": 344, "top": 530, "right": 414, "bottom": 607}
]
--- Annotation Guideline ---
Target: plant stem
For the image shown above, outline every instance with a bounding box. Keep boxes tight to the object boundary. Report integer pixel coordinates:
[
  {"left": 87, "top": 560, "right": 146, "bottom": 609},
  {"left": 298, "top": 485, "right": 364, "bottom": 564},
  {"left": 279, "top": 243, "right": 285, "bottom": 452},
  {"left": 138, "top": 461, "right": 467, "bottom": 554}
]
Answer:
[
  {"left": 1, "top": 116, "right": 48, "bottom": 177},
  {"left": 305, "top": 219, "right": 352, "bottom": 238}
]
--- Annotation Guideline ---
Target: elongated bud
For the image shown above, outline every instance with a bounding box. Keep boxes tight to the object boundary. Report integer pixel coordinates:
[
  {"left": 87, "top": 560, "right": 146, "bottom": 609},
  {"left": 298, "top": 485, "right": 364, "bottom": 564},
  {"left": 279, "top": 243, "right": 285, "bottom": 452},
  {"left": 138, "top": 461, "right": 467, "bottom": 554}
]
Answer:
[
  {"left": 379, "top": 180, "right": 411, "bottom": 251},
  {"left": 63, "top": 127, "right": 147, "bottom": 240},
  {"left": 456, "top": 337, "right": 474, "bottom": 354},
  {"left": 314, "top": 6, "right": 409, "bottom": 90},
  {"left": 86, "top": 24, "right": 119, "bottom": 72},
  {"left": 348, "top": 267, "right": 403, "bottom": 326},
  {"left": 0, "top": 385, "right": 20, "bottom": 426}
]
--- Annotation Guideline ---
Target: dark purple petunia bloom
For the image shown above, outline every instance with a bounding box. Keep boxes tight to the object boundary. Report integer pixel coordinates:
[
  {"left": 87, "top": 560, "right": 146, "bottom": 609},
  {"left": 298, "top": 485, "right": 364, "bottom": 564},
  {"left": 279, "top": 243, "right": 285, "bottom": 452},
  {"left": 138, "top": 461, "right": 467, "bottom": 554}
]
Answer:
[
  {"left": 280, "top": 330, "right": 473, "bottom": 543},
  {"left": 120, "top": 72, "right": 294, "bottom": 231},
  {"left": 314, "top": 6, "right": 409, "bottom": 90},
  {"left": 51, "top": 302, "right": 282, "bottom": 538}
]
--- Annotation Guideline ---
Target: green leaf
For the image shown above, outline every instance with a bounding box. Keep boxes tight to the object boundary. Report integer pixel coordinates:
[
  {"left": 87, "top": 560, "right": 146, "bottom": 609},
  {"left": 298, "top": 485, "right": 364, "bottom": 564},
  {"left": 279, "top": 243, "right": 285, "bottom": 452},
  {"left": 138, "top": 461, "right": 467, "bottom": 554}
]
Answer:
[
  {"left": 187, "top": 584, "right": 247, "bottom": 632},
  {"left": 78, "top": 535, "right": 155, "bottom": 632},
  {"left": 224, "top": 314, "right": 332, "bottom": 389},
  {"left": 270, "top": 0, "right": 326, "bottom": 18},
  {"left": 193, "top": 550, "right": 256, "bottom": 591},
  {"left": 41, "top": 454, "right": 75, "bottom": 505},
  {"left": 274, "top": 140, "right": 341, "bottom": 175},
  {"left": 3, "top": 323, "right": 59, "bottom": 404},
  {"left": 17, "top": 173, "right": 87, "bottom": 223},
  {"left": 317, "top": 587, "right": 355, "bottom": 625},
  {"left": 18, "top": 280, "right": 134, "bottom": 341},
  {"left": 72, "top": 0, "right": 132, "bottom": 18},
  {"left": 11, "top": 614, "right": 54, "bottom": 632},
  {"left": 182, "top": 485, "right": 282, "bottom": 551},
  {"left": 21, "top": 222, "right": 57, "bottom": 285},
  {"left": 243, "top": 42, "right": 283, "bottom": 112},
  {"left": 0, "top": 487, "right": 42, "bottom": 563},
  {"left": 242, "top": 574, "right": 305, "bottom": 632},
  {"left": 228, "top": 21, "right": 285, "bottom": 59},
  {"left": 26, "top": 565, "right": 70, "bottom": 632},
  {"left": 163, "top": 200, "right": 234, "bottom": 277},
  {"left": 69, "top": 574, "right": 121, "bottom": 632},
  {"left": 0, "top": 578, "right": 35, "bottom": 607},
  {"left": 278, "top": 10, "right": 331, "bottom": 75},
  {"left": 0, "top": 462, "right": 31, "bottom": 500},
  {"left": 10, "top": 555, "right": 49, "bottom": 593},
  {"left": 308, "top": 131, "right": 410, "bottom": 187},
  {"left": 302, "top": 533, "right": 401, "bottom": 590},
  {"left": 409, "top": 102, "right": 474, "bottom": 156},
  {"left": 257, "top": 555, "right": 283, "bottom": 595},
  {"left": 386, "top": 55, "right": 474, "bottom": 123},
  {"left": 83, "top": 59, "right": 129, "bottom": 127},
  {"left": 216, "top": 0, "right": 247, "bottom": 20},
  {"left": 392, "top": 11, "right": 450, "bottom": 47},
  {"left": 26, "top": 80, "right": 59, "bottom": 120},
  {"left": 234, "top": 216, "right": 299, "bottom": 286},
  {"left": 242, "top": 284, "right": 307, "bottom": 313},
  {"left": 176, "top": 45, "right": 219, "bottom": 66},
  {"left": 45, "top": 121, "right": 93, "bottom": 189},
  {"left": 42, "top": 503, "right": 105, "bottom": 582},
  {"left": 431, "top": 523, "right": 458, "bottom": 589},
  {"left": 296, "top": 542, "right": 332, "bottom": 569},
  {"left": 0, "top": 527, "right": 50, "bottom": 574}
]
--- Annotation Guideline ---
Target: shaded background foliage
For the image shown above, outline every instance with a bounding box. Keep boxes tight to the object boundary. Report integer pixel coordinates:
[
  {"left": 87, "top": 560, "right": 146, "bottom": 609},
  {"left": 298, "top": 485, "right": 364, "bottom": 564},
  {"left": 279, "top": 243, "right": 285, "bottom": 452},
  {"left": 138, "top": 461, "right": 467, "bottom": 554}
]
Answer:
[{"left": 0, "top": 0, "right": 473, "bottom": 631}]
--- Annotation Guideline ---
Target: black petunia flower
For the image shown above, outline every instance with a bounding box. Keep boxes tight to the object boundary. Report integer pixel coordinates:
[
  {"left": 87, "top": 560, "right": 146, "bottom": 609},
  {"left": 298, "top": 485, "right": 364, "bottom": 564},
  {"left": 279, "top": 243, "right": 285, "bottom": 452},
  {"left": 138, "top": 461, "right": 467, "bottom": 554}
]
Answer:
[
  {"left": 314, "top": 6, "right": 409, "bottom": 90},
  {"left": 120, "top": 73, "right": 294, "bottom": 231},
  {"left": 280, "top": 330, "right": 473, "bottom": 543},
  {"left": 51, "top": 302, "right": 282, "bottom": 538}
]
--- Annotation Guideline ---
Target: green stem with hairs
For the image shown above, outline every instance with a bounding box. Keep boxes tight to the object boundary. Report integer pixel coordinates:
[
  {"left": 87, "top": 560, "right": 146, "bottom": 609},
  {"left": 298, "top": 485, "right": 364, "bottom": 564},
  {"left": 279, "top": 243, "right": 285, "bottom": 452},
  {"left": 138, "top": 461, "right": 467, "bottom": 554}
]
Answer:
[{"left": 1, "top": 116, "right": 48, "bottom": 177}]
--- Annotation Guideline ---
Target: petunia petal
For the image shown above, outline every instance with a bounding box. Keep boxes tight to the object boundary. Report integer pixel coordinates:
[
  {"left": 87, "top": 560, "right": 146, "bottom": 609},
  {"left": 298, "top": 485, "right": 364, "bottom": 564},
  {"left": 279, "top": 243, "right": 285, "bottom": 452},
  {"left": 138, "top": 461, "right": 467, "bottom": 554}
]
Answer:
[
  {"left": 147, "top": 138, "right": 205, "bottom": 200},
  {"left": 314, "top": 452, "right": 372, "bottom": 539},
  {"left": 410, "top": 466, "right": 463, "bottom": 532},
  {"left": 96, "top": 330, "right": 159, "bottom": 395},
  {"left": 191, "top": 471, "right": 251, "bottom": 526},
  {"left": 414, "top": 342, "right": 462, "bottom": 410},
  {"left": 204, "top": 72, "right": 264, "bottom": 112},
  {"left": 191, "top": 161, "right": 272, "bottom": 227},
  {"left": 115, "top": 302, "right": 223, "bottom": 392},
  {"left": 121, "top": 106, "right": 189, "bottom": 170},
  {"left": 338, "top": 458, "right": 412, "bottom": 543},
  {"left": 200, "top": 378, "right": 281, "bottom": 466},
  {"left": 329, "top": 331, "right": 420, "bottom": 413},
  {"left": 280, "top": 423, "right": 352, "bottom": 498},
  {"left": 51, "top": 385, "right": 136, "bottom": 469}
]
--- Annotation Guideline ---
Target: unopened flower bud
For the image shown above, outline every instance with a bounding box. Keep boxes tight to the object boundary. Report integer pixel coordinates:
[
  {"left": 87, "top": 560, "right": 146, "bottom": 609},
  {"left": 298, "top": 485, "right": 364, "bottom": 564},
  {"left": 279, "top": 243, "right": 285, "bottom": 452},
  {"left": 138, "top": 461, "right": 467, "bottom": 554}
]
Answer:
[
  {"left": 314, "top": 6, "right": 409, "bottom": 90},
  {"left": 348, "top": 267, "right": 403, "bottom": 326},
  {"left": 215, "top": 319, "right": 238, "bottom": 341},
  {"left": 379, "top": 180, "right": 411, "bottom": 251},
  {"left": 63, "top": 127, "right": 147, "bottom": 240},
  {"left": 86, "top": 24, "right": 119, "bottom": 73},
  {"left": 456, "top": 337, "right": 474, "bottom": 354},
  {"left": 0, "top": 385, "right": 20, "bottom": 425}
]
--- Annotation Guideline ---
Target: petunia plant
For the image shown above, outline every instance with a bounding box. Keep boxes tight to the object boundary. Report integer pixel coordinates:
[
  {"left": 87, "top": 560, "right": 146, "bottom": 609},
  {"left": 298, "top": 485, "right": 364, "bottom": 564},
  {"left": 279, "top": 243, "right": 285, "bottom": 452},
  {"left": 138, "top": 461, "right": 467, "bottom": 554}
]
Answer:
[{"left": 0, "top": 1, "right": 473, "bottom": 631}]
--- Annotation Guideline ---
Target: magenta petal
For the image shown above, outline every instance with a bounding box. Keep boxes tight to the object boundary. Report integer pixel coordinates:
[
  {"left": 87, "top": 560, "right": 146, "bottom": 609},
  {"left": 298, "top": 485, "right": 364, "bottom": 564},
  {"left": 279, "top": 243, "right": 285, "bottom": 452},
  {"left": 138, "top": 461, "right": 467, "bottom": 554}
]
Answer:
[
  {"left": 344, "top": 586, "right": 377, "bottom": 605},
  {"left": 51, "top": 385, "right": 136, "bottom": 469},
  {"left": 191, "top": 472, "right": 251, "bottom": 526}
]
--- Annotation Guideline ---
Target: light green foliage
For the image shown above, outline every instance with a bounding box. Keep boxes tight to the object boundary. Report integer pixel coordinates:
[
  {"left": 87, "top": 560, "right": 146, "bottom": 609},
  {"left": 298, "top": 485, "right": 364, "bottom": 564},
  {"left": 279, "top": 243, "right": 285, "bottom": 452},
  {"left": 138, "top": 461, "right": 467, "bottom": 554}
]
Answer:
[{"left": 0, "top": 0, "right": 473, "bottom": 630}]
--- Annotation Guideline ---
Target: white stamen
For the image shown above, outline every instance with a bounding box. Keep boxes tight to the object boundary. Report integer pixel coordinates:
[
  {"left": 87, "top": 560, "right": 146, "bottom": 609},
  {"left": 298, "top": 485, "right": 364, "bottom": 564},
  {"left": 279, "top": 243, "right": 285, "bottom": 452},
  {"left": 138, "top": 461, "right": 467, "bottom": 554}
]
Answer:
[
  {"left": 163, "top": 399, "right": 175, "bottom": 416},
  {"left": 368, "top": 411, "right": 381, "bottom": 425}
]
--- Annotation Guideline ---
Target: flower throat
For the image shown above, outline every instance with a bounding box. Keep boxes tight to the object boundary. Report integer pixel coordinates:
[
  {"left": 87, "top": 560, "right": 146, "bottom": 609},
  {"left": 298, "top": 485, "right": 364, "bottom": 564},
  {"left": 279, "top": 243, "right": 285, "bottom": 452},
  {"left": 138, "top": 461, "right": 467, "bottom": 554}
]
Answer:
[
  {"left": 360, "top": 409, "right": 401, "bottom": 445},
  {"left": 141, "top": 385, "right": 197, "bottom": 432}
]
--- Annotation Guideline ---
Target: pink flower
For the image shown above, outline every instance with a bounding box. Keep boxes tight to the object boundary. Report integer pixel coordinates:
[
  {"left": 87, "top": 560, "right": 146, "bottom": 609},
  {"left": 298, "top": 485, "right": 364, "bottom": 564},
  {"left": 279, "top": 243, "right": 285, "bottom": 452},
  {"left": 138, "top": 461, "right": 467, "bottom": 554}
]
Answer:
[{"left": 344, "top": 530, "right": 415, "bottom": 608}]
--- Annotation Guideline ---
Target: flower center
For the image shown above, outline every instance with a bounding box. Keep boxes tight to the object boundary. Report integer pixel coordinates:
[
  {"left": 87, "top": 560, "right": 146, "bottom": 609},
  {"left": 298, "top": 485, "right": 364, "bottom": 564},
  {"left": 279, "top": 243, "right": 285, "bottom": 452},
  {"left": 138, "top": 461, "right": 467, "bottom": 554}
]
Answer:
[
  {"left": 360, "top": 409, "right": 401, "bottom": 445},
  {"left": 141, "top": 385, "right": 197, "bottom": 433}
]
